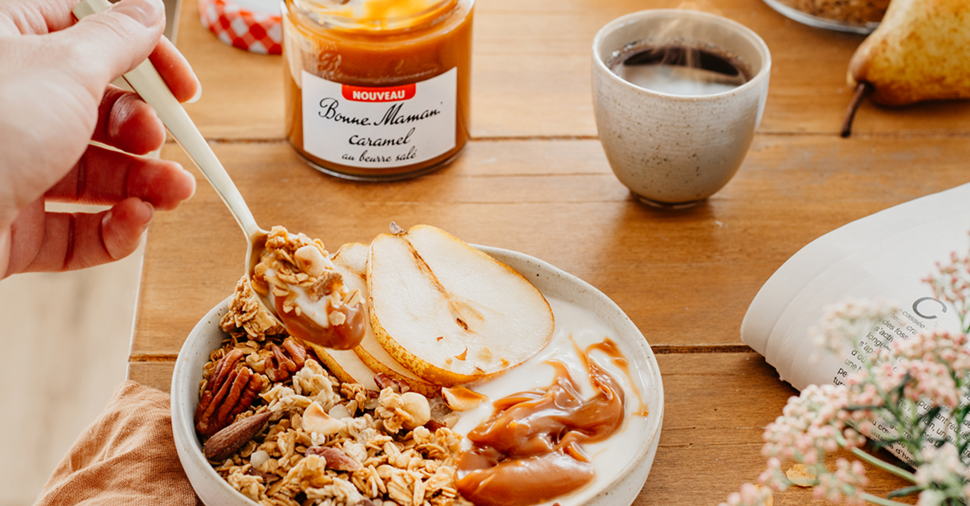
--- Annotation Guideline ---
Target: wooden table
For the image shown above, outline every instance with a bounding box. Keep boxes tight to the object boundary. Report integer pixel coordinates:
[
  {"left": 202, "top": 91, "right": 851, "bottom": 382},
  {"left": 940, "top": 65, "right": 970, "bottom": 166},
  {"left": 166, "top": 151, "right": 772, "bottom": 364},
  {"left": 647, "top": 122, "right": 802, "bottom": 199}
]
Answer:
[{"left": 129, "top": 0, "right": 970, "bottom": 503}]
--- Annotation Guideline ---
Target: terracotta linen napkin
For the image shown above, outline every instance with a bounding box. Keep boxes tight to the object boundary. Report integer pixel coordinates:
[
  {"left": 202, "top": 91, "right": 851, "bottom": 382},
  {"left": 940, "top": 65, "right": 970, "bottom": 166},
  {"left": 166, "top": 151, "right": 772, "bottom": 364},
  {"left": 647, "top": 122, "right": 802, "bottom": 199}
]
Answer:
[{"left": 35, "top": 380, "right": 201, "bottom": 506}]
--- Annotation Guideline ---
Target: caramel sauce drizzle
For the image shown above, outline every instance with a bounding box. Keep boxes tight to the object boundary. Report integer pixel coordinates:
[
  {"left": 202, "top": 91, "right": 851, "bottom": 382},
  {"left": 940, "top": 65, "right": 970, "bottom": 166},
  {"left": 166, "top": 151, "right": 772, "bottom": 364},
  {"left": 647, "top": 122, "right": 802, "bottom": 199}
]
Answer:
[
  {"left": 572, "top": 337, "right": 649, "bottom": 418},
  {"left": 455, "top": 339, "right": 633, "bottom": 506}
]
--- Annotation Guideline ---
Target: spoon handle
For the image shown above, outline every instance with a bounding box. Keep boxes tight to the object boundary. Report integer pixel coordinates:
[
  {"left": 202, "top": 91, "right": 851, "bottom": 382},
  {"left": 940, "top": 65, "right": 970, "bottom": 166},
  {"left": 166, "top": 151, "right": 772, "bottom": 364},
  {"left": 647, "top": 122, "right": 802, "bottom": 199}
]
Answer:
[{"left": 74, "top": 0, "right": 263, "bottom": 241}]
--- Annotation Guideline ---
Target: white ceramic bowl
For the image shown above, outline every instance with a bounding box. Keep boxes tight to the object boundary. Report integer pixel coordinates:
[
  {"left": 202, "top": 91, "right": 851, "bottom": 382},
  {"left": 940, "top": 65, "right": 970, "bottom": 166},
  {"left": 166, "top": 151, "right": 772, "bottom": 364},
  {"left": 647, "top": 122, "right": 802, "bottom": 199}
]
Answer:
[{"left": 171, "top": 246, "right": 665, "bottom": 506}]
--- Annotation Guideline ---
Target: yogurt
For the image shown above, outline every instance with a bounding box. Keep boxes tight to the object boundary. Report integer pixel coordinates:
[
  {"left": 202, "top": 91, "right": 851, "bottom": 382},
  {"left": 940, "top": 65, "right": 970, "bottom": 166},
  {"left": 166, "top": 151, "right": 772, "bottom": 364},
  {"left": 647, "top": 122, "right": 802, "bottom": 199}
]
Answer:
[{"left": 451, "top": 297, "right": 653, "bottom": 506}]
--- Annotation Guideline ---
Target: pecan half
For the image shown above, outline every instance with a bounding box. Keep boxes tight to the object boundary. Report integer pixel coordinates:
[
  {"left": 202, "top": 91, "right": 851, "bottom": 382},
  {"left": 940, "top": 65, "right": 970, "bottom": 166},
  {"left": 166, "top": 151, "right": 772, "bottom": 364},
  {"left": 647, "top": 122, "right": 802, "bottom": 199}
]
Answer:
[
  {"left": 196, "top": 349, "right": 263, "bottom": 437},
  {"left": 426, "top": 396, "right": 458, "bottom": 431},
  {"left": 246, "top": 467, "right": 279, "bottom": 485},
  {"left": 373, "top": 372, "right": 402, "bottom": 393},
  {"left": 264, "top": 337, "right": 308, "bottom": 382},
  {"left": 305, "top": 446, "right": 362, "bottom": 472},
  {"left": 204, "top": 411, "right": 271, "bottom": 462}
]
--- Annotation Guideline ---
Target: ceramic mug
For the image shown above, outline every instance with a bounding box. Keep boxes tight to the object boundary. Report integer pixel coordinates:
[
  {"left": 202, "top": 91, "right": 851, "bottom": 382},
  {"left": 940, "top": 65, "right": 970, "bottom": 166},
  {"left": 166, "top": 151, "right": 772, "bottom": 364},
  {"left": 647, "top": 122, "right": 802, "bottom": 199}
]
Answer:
[{"left": 592, "top": 9, "right": 771, "bottom": 207}]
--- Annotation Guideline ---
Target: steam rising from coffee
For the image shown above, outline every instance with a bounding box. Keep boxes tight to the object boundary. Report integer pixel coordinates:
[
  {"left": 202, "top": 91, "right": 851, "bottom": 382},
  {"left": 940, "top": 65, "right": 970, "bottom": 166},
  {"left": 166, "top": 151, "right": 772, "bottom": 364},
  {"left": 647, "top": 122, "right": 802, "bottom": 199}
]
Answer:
[{"left": 608, "top": 18, "right": 751, "bottom": 96}]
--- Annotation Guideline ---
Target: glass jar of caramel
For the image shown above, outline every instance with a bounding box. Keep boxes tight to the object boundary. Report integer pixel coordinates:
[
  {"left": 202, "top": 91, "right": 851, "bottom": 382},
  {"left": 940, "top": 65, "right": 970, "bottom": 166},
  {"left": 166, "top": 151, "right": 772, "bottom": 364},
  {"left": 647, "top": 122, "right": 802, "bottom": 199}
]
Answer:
[{"left": 282, "top": 0, "right": 474, "bottom": 181}]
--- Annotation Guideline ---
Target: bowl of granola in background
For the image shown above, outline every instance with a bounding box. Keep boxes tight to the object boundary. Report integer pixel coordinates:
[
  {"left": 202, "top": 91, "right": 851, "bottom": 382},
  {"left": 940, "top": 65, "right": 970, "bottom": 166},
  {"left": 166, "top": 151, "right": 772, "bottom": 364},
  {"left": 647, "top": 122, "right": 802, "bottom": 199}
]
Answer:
[
  {"left": 762, "top": 0, "right": 888, "bottom": 33},
  {"left": 171, "top": 245, "right": 664, "bottom": 506}
]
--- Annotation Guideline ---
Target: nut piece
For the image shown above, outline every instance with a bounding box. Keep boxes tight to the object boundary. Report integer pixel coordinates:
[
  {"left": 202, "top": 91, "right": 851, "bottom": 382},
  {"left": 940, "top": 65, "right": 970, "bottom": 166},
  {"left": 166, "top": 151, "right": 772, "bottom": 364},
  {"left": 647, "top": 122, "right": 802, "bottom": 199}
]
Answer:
[
  {"left": 295, "top": 245, "right": 327, "bottom": 278},
  {"left": 400, "top": 392, "right": 431, "bottom": 430},
  {"left": 303, "top": 401, "right": 343, "bottom": 436},
  {"left": 786, "top": 464, "right": 818, "bottom": 487},
  {"left": 441, "top": 385, "right": 488, "bottom": 411},
  {"left": 308, "top": 271, "right": 343, "bottom": 301},
  {"left": 264, "top": 337, "right": 308, "bottom": 382},
  {"left": 196, "top": 350, "right": 263, "bottom": 437},
  {"left": 374, "top": 373, "right": 403, "bottom": 393},
  {"left": 305, "top": 446, "right": 362, "bottom": 471},
  {"left": 204, "top": 411, "right": 271, "bottom": 462}
]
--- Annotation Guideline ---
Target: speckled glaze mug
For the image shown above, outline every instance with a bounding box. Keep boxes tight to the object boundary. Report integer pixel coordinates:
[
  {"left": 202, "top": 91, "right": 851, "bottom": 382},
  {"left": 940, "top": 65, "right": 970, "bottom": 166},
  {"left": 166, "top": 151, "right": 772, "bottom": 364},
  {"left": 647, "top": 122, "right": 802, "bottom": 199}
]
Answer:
[{"left": 592, "top": 10, "right": 771, "bottom": 207}]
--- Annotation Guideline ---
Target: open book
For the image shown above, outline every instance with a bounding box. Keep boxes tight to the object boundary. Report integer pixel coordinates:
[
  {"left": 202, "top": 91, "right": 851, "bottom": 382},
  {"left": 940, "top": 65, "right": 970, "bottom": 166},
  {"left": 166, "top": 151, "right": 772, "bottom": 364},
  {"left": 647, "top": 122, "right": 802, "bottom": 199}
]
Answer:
[
  {"left": 742, "top": 182, "right": 970, "bottom": 389},
  {"left": 741, "top": 182, "right": 970, "bottom": 462}
]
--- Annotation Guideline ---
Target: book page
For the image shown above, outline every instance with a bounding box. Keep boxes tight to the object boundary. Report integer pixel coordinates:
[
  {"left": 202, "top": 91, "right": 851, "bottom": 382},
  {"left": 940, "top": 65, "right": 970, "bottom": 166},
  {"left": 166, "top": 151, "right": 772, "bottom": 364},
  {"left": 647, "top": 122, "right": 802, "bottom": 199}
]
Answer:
[{"left": 742, "top": 183, "right": 970, "bottom": 390}]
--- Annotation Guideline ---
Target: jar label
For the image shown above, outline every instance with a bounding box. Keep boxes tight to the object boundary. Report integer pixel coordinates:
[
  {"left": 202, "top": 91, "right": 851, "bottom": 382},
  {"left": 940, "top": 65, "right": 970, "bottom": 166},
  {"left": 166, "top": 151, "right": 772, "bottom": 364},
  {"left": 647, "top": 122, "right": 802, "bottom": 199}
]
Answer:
[{"left": 301, "top": 69, "right": 457, "bottom": 169}]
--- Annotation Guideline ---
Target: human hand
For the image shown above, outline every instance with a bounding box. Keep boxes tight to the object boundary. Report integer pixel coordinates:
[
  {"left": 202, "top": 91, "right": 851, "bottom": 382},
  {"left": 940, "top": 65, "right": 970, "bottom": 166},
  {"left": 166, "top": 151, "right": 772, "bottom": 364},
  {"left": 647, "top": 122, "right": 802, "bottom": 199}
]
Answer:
[{"left": 0, "top": 0, "right": 199, "bottom": 278}]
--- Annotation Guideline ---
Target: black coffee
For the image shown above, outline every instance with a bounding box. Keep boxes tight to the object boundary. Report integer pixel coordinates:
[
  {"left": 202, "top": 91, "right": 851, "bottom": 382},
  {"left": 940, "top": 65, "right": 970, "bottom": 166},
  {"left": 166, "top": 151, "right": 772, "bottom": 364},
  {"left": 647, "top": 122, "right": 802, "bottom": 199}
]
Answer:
[{"left": 609, "top": 40, "right": 751, "bottom": 95}]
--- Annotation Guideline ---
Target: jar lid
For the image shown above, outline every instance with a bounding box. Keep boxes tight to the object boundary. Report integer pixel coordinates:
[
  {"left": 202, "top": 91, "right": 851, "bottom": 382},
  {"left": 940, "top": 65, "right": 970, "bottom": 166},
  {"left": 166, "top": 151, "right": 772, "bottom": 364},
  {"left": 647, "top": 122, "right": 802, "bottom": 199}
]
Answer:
[
  {"left": 199, "top": 0, "right": 283, "bottom": 54},
  {"left": 291, "top": 0, "right": 459, "bottom": 34}
]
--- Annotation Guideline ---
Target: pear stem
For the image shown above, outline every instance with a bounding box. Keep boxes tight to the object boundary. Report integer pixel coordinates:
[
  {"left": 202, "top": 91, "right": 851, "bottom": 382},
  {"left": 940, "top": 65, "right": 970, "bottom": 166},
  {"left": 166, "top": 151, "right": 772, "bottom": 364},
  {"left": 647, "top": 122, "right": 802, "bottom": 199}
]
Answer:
[{"left": 841, "top": 82, "right": 874, "bottom": 138}]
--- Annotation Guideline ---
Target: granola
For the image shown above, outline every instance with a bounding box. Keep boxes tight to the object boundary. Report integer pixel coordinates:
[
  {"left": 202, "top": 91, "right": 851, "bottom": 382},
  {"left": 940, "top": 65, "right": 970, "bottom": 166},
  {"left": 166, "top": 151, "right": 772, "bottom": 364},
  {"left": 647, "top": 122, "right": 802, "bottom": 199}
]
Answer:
[
  {"left": 200, "top": 296, "right": 469, "bottom": 506},
  {"left": 251, "top": 226, "right": 358, "bottom": 317},
  {"left": 777, "top": 0, "right": 889, "bottom": 25},
  {"left": 247, "top": 226, "right": 366, "bottom": 350}
]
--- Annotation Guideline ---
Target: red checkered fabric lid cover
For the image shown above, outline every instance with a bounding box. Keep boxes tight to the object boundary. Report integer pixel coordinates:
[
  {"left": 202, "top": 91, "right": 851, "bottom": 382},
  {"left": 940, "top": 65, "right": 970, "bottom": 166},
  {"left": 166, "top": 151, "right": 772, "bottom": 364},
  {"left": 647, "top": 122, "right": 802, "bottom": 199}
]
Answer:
[{"left": 199, "top": 0, "right": 283, "bottom": 55}]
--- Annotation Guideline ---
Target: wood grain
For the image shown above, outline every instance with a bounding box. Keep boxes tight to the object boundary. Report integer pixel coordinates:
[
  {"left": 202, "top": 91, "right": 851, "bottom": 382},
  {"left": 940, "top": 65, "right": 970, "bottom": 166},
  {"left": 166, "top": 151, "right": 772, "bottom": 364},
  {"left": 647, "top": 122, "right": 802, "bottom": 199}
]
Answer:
[
  {"left": 174, "top": 0, "right": 970, "bottom": 140},
  {"left": 133, "top": 135, "right": 970, "bottom": 357}
]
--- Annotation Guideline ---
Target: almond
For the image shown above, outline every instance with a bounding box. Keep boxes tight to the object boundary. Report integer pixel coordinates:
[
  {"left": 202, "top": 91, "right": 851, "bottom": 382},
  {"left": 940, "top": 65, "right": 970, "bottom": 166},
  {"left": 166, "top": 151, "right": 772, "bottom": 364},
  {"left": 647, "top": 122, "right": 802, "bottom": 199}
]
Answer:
[
  {"left": 442, "top": 385, "right": 488, "bottom": 411},
  {"left": 203, "top": 411, "right": 271, "bottom": 462},
  {"left": 306, "top": 446, "right": 362, "bottom": 471}
]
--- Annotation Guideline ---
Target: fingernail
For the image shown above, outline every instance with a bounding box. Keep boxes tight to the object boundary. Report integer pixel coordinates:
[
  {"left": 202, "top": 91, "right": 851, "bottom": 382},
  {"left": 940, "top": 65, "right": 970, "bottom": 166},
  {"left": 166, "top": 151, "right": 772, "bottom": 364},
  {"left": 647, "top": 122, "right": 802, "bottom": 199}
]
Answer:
[
  {"left": 187, "top": 84, "right": 202, "bottom": 104},
  {"left": 113, "top": 0, "right": 164, "bottom": 27},
  {"left": 143, "top": 201, "right": 155, "bottom": 222},
  {"left": 176, "top": 163, "right": 197, "bottom": 199}
]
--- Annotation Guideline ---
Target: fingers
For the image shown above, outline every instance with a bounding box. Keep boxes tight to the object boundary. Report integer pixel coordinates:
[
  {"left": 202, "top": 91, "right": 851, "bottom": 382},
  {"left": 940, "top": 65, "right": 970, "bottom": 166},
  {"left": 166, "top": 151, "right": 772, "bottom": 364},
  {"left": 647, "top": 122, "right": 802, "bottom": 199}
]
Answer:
[
  {"left": 95, "top": 85, "right": 166, "bottom": 154},
  {"left": 7, "top": 198, "right": 153, "bottom": 275},
  {"left": 93, "top": 44, "right": 202, "bottom": 154},
  {"left": 101, "top": 197, "right": 154, "bottom": 263},
  {"left": 45, "top": 0, "right": 166, "bottom": 91},
  {"left": 46, "top": 144, "right": 196, "bottom": 211},
  {"left": 151, "top": 36, "right": 202, "bottom": 103},
  {"left": 0, "top": 0, "right": 77, "bottom": 35}
]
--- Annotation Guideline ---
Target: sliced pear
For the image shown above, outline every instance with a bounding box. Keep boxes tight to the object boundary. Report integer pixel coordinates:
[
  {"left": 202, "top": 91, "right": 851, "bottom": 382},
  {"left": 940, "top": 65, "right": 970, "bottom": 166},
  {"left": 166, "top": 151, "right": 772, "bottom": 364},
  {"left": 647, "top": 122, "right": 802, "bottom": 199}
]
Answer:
[
  {"left": 331, "top": 242, "right": 370, "bottom": 275},
  {"left": 306, "top": 343, "right": 378, "bottom": 391},
  {"left": 331, "top": 242, "right": 439, "bottom": 396},
  {"left": 367, "top": 224, "right": 555, "bottom": 385}
]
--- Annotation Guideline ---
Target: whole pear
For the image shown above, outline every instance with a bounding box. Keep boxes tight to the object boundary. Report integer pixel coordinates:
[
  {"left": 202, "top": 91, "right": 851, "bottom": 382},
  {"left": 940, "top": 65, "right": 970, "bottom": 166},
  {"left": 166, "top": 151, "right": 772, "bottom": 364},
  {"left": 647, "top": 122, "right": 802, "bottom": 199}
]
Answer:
[{"left": 842, "top": 0, "right": 970, "bottom": 135}]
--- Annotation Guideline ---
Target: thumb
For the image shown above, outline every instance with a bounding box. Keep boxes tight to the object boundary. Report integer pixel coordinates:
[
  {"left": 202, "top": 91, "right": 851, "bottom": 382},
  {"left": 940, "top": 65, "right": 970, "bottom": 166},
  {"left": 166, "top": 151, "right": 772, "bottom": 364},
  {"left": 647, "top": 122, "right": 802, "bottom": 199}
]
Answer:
[{"left": 49, "top": 0, "right": 166, "bottom": 89}]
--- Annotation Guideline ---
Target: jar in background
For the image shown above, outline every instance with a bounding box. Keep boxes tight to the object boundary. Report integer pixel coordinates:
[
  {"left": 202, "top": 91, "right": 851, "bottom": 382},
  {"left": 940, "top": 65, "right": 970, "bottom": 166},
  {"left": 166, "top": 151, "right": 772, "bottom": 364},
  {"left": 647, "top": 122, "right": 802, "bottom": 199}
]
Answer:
[{"left": 282, "top": 0, "right": 474, "bottom": 181}]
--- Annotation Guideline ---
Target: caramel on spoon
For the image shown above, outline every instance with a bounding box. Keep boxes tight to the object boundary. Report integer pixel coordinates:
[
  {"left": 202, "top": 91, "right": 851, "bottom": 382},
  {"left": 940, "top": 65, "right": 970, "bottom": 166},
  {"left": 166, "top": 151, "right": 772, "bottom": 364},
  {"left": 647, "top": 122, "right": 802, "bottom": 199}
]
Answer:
[{"left": 74, "top": 0, "right": 365, "bottom": 350}]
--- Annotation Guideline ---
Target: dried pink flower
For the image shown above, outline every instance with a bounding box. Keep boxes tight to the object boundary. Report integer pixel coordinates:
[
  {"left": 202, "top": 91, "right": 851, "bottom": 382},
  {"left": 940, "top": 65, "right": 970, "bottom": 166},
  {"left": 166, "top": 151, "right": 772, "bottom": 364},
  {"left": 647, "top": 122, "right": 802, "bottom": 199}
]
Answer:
[
  {"left": 894, "top": 328, "right": 970, "bottom": 380},
  {"left": 923, "top": 236, "right": 970, "bottom": 333},
  {"left": 916, "top": 445, "right": 967, "bottom": 489},
  {"left": 810, "top": 299, "right": 901, "bottom": 358},
  {"left": 718, "top": 483, "right": 772, "bottom": 506},
  {"left": 762, "top": 385, "right": 857, "bottom": 465},
  {"left": 814, "top": 459, "right": 867, "bottom": 506},
  {"left": 758, "top": 457, "right": 786, "bottom": 491}
]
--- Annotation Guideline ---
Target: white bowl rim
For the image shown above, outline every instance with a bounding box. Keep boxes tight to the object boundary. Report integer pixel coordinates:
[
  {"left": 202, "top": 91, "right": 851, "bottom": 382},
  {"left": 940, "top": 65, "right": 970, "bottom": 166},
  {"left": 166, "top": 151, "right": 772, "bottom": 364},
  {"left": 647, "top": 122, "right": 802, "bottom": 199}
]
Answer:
[{"left": 171, "top": 245, "right": 665, "bottom": 506}]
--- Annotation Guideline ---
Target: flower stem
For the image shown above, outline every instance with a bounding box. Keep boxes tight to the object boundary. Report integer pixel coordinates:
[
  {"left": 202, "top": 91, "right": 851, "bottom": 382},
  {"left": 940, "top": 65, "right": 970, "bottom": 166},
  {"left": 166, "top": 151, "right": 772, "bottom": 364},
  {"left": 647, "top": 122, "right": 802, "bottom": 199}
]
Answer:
[
  {"left": 861, "top": 492, "right": 911, "bottom": 506},
  {"left": 849, "top": 447, "right": 916, "bottom": 483}
]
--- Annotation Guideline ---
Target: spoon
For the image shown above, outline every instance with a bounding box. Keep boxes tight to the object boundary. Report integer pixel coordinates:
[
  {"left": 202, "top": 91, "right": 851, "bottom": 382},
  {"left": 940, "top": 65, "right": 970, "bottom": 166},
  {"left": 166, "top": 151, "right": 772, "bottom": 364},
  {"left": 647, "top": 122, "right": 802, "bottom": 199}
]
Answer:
[{"left": 74, "top": 0, "right": 365, "bottom": 349}]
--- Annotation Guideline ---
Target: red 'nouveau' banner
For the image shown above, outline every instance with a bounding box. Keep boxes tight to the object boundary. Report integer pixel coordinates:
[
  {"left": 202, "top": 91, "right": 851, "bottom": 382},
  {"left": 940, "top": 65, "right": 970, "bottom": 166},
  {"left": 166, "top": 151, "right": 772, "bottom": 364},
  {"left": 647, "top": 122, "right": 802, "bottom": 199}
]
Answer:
[{"left": 342, "top": 84, "right": 416, "bottom": 102}]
